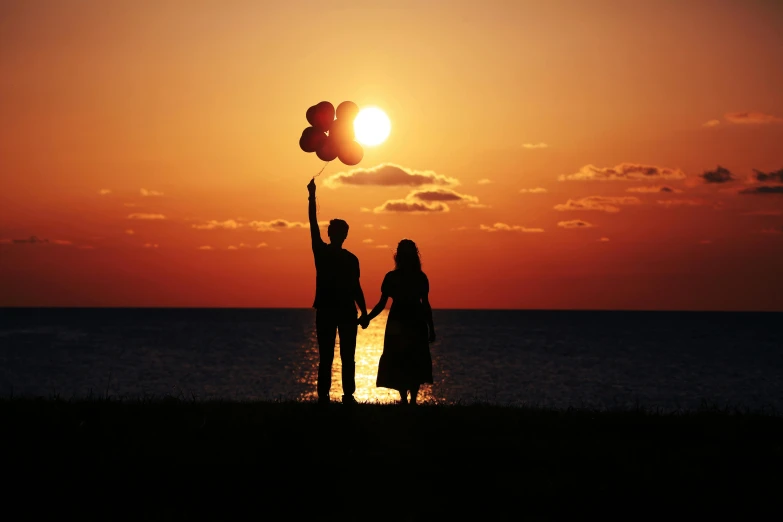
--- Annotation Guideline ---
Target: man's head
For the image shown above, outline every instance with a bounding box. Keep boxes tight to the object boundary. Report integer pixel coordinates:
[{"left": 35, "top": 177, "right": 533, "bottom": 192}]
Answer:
[{"left": 327, "top": 219, "right": 349, "bottom": 246}]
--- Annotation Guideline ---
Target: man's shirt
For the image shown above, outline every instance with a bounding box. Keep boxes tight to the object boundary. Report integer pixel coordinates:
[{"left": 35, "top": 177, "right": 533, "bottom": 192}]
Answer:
[{"left": 312, "top": 238, "right": 360, "bottom": 316}]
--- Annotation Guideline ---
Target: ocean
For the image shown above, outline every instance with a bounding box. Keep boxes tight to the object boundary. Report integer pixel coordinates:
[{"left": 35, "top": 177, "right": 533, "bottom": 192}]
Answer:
[{"left": 1, "top": 308, "right": 781, "bottom": 410}]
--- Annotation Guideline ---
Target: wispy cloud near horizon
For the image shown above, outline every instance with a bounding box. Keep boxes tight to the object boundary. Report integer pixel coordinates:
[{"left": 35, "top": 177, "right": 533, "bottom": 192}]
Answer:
[
  {"left": 724, "top": 111, "right": 783, "bottom": 124},
  {"left": 626, "top": 185, "right": 682, "bottom": 193},
  {"left": 127, "top": 213, "right": 166, "bottom": 220},
  {"left": 560, "top": 163, "right": 685, "bottom": 182},
  {"left": 554, "top": 196, "right": 641, "bottom": 213},
  {"left": 558, "top": 220, "right": 594, "bottom": 229},
  {"left": 480, "top": 223, "right": 544, "bottom": 233},
  {"left": 700, "top": 166, "right": 734, "bottom": 184}
]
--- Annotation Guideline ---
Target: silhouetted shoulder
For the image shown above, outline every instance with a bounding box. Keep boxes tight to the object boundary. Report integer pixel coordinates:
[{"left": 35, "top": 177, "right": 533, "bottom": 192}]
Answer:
[
  {"left": 344, "top": 249, "right": 359, "bottom": 264},
  {"left": 344, "top": 248, "right": 359, "bottom": 270},
  {"left": 421, "top": 271, "right": 430, "bottom": 294}
]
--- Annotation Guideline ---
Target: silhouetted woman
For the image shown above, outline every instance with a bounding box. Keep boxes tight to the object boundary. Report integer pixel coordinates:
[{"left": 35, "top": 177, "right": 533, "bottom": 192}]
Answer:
[{"left": 366, "top": 239, "right": 435, "bottom": 405}]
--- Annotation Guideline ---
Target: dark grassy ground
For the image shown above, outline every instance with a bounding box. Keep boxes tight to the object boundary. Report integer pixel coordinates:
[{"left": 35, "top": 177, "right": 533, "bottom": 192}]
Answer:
[{"left": 3, "top": 398, "right": 782, "bottom": 520}]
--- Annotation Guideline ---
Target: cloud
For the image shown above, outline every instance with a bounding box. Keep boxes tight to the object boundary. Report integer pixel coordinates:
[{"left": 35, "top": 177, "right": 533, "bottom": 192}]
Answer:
[
  {"left": 656, "top": 199, "right": 709, "bottom": 207},
  {"left": 363, "top": 239, "right": 374, "bottom": 244},
  {"left": 218, "top": 243, "right": 268, "bottom": 250},
  {"left": 558, "top": 220, "right": 595, "bottom": 229},
  {"left": 409, "top": 188, "right": 479, "bottom": 203},
  {"left": 519, "top": 187, "right": 547, "bottom": 194},
  {"left": 760, "top": 226, "right": 783, "bottom": 235},
  {"left": 5, "top": 237, "right": 74, "bottom": 247},
  {"left": 739, "top": 186, "right": 783, "bottom": 195},
  {"left": 192, "top": 219, "right": 242, "bottom": 230},
  {"left": 128, "top": 213, "right": 165, "bottom": 220},
  {"left": 375, "top": 244, "right": 390, "bottom": 249},
  {"left": 373, "top": 188, "right": 481, "bottom": 213},
  {"left": 554, "top": 196, "right": 641, "bottom": 213},
  {"left": 626, "top": 185, "right": 682, "bottom": 193},
  {"left": 724, "top": 112, "right": 783, "bottom": 124},
  {"left": 140, "top": 188, "right": 164, "bottom": 197},
  {"left": 560, "top": 163, "right": 685, "bottom": 182},
  {"left": 599, "top": 237, "right": 610, "bottom": 242},
  {"left": 125, "top": 229, "right": 135, "bottom": 235},
  {"left": 374, "top": 200, "right": 448, "bottom": 213},
  {"left": 363, "top": 224, "right": 388, "bottom": 229},
  {"left": 480, "top": 223, "right": 544, "bottom": 233},
  {"left": 702, "top": 120, "right": 721, "bottom": 128},
  {"left": 98, "top": 189, "right": 112, "bottom": 195},
  {"left": 246, "top": 219, "right": 308, "bottom": 231},
  {"left": 754, "top": 168, "right": 783, "bottom": 183},
  {"left": 699, "top": 240, "right": 713, "bottom": 245},
  {"left": 477, "top": 179, "right": 493, "bottom": 185},
  {"left": 192, "top": 219, "right": 308, "bottom": 231},
  {"left": 143, "top": 243, "right": 159, "bottom": 248},
  {"left": 522, "top": 143, "right": 548, "bottom": 149},
  {"left": 12, "top": 236, "right": 48, "bottom": 244},
  {"left": 700, "top": 166, "right": 734, "bottom": 184},
  {"left": 198, "top": 245, "right": 213, "bottom": 250},
  {"left": 325, "top": 163, "right": 459, "bottom": 188}
]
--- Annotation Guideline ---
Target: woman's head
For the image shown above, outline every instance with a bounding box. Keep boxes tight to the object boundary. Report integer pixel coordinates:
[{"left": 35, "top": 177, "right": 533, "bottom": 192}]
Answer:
[{"left": 394, "top": 239, "right": 421, "bottom": 272}]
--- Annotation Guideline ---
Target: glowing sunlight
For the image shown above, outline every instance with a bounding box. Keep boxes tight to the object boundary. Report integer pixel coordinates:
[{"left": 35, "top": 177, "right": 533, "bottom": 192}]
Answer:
[
  {"left": 353, "top": 107, "right": 391, "bottom": 146},
  {"left": 299, "top": 309, "right": 431, "bottom": 403}
]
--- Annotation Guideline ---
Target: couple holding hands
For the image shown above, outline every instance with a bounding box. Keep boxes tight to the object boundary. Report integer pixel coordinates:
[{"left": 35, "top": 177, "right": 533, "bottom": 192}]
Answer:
[{"left": 307, "top": 179, "right": 435, "bottom": 406}]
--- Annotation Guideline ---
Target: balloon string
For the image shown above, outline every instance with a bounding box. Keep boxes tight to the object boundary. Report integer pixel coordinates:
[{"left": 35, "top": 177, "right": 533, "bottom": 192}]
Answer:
[
  {"left": 313, "top": 161, "right": 330, "bottom": 178},
  {"left": 312, "top": 161, "right": 330, "bottom": 215}
]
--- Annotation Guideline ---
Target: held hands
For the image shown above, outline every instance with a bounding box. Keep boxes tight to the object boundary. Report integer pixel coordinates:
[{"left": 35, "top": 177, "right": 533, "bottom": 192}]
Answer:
[
  {"left": 357, "top": 314, "right": 370, "bottom": 329},
  {"left": 307, "top": 178, "right": 316, "bottom": 196}
]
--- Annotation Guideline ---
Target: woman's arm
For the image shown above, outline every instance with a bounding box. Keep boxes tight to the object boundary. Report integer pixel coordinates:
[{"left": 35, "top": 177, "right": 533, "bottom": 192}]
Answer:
[
  {"left": 422, "top": 294, "right": 436, "bottom": 342},
  {"left": 366, "top": 294, "right": 389, "bottom": 322}
]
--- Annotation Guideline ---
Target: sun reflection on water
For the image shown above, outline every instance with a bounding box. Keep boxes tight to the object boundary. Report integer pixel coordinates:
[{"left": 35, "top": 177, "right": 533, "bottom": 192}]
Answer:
[{"left": 298, "top": 309, "right": 432, "bottom": 403}]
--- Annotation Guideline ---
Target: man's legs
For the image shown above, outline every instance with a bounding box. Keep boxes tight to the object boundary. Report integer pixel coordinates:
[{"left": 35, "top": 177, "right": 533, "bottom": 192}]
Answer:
[
  {"left": 315, "top": 310, "right": 337, "bottom": 402},
  {"left": 337, "top": 318, "right": 358, "bottom": 399}
]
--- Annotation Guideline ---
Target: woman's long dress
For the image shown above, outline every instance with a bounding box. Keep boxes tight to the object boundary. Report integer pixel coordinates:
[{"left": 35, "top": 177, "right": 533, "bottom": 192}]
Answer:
[{"left": 376, "top": 269, "right": 433, "bottom": 390}]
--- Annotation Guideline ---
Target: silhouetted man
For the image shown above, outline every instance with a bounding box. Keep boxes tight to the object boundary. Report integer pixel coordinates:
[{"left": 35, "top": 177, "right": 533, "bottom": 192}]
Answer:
[{"left": 308, "top": 178, "right": 368, "bottom": 405}]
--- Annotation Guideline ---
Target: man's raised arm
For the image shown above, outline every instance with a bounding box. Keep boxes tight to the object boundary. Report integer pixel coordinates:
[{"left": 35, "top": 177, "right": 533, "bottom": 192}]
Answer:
[{"left": 307, "top": 178, "right": 323, "bottom": 247}]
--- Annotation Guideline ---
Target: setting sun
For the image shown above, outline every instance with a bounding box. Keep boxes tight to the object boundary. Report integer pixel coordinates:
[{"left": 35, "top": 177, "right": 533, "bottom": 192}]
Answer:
[{"left": 354, "top": 107, "right": 391, "bottom": 146}]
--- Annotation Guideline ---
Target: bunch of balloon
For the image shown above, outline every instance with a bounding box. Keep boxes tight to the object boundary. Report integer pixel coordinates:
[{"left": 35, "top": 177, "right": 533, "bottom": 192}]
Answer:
[{"left": 299, "top": 101, "right": 364, "bottom": 166}]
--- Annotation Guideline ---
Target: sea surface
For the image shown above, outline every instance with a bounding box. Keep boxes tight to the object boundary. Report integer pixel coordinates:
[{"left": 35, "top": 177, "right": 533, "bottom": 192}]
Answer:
[{"left": 1, "top": 308, "right": 781, "bottom": 410}]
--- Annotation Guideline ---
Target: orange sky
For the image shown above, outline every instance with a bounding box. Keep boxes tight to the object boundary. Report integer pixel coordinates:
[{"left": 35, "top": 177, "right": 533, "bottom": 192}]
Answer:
[{"left": 2, "top": 0, "right": 783, "bottom": 310}]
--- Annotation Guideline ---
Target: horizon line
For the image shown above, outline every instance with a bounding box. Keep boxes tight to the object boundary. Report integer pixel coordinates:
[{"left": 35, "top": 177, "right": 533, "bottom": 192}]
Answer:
[{"left": 0, "top": 306, "right": 780, "bottom": 313}]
